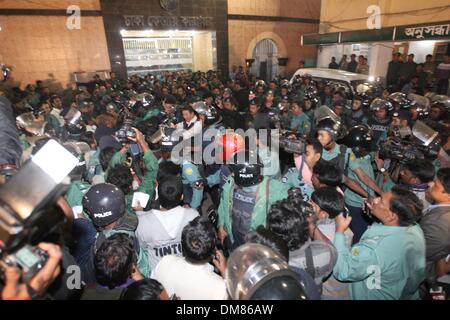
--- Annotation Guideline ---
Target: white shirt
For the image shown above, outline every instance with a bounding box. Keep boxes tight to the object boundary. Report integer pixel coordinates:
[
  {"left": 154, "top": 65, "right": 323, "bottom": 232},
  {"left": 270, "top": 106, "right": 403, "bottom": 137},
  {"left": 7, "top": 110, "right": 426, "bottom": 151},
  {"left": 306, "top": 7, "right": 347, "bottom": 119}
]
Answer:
[
  {"left": 152, "top": 255, "right": 228, "bottom": 300},
  {"left": 176, "top": 116, "right": 202, "bottom": 141},
  {"left": 50, "top": 108, "right": 65, "bottom": 126}
]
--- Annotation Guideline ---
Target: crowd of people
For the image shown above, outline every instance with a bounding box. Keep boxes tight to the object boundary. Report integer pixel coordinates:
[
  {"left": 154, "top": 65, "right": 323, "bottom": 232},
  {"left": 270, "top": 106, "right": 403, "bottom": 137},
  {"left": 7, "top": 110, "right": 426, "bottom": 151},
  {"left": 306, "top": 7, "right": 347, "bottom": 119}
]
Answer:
[{"left": 0, "top": 52, "right": 449, "bottom": 300}]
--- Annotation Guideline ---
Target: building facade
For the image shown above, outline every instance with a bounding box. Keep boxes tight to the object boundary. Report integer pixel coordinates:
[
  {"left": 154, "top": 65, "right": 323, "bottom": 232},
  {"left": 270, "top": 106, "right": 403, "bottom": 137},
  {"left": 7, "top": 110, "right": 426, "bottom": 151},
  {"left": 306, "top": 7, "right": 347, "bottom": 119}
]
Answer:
[
  {"left": 302, "top": 0, "right": 450, "bottom": 79},
  {"left": 0, "top": 0, "right": 320, "bottom": 90}
]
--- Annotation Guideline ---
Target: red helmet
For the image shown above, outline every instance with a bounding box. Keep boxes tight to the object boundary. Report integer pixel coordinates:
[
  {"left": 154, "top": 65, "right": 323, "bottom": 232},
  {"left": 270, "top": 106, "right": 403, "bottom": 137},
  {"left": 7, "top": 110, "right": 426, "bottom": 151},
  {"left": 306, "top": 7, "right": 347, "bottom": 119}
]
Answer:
[{"left": 217, "top": 133, "right": 245, "bottom": 162}]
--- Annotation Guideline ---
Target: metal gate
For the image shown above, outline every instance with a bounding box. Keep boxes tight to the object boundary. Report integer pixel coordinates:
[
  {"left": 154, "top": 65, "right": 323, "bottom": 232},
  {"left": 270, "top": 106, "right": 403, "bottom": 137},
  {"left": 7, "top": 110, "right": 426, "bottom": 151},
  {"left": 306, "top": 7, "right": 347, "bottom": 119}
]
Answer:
[{"left": 251, "top": 39, "right": 279, "bottom": 82}]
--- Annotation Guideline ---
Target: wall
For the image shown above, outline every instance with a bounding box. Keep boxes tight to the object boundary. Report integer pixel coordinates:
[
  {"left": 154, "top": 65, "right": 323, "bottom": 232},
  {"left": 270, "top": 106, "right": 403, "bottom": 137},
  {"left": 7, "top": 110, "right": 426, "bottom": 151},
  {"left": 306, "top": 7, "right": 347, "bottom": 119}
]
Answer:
[
  {"left": 320, "top": 0, "right": 450, "bottom": 32},
  {"left": 0, "top": 0, "right": 110, "bottom": 91},
  {"left": 0, "top": 0, "right": 100, "bottom": 10},
  {"left": 408, "top": 40, "right": 448, "bottom": 63},
  {"left": 228, "top": 0, "right": 321, "bottom": 77},
  {"left": 192, "top": 32, "right": 214, "bottom": 72}
]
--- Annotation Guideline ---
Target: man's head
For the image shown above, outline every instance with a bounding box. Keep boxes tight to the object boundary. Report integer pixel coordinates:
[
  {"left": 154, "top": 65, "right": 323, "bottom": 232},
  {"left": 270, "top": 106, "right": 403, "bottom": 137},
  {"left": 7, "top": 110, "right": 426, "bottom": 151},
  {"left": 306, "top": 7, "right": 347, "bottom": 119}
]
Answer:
[
  {"left": 39, "top": 101, "right": 52, "bottom": 116},
  {"left": 429, "top": 103, "right": 445, "bottom": 121},
  {"left": 400, "top": 159, "right": 435, "bottom": 186},
  {"left": 332, "top": 101, "right": 345, "bottom": 117},
  {"left": 393, "top": 53, "right": 401, "bottom": 61},
  {"left": 181, "top": 105, "right": 196, "bottom": 123},
  {"left": 370, "top": 187, "right": 423, "bottom": 227},
  {"left": 107, "top": 164, "right": 133, "bottom": 196},
  {"left": 182, "top": 216, "right": 217, "bottom": 264},
  {"left": 50, "top": 95, "right": 63, "bottom": 110},
  {"left": 408, "top": 54, "right": 415, "bottom": 62},
  {"left": 391, "top": 110, "right": 411, "bottom": 128},
  {"left": 290, "top": 101, "right": 303, "bottom": 116},
  {"left": 158, "top": 177, "right": 183, "bottom": 210},
  {"left": 426, "top": 54, "right": 433, "bottom": 63},
  {"left": 267, "top": 194, "right": 312, "bottom": 251},
  {"left": 331, "top": 57, "right": 336, "bottom": 63},
  {"left": 163, "top": 95, "right": 176, "bottom": 113},
  {"left": 426, "top": 168, "right": 450, "bottom": 205},
  {"left": 94, "top": 233, "right": 136, "bottom": 289},
  {"left": 352, "top": 97, "right": 362, "bottom": 111},
  {"left": 223, "top": 97, "right": 236, "bottom": 111},
  {"left": 121, "top": 279, "right": 169, "bottom": 300},
  {"left": 444, "top": 54, "right": 450, "bottom": 64},
  {"left": 249, "top": 100, "right": 260, "bottom": 116},
  {"left": 245, "top": 225, "right": 289, "bottom": 262},
  {"left": 351, "top": 54, "right": 356, "bottom": 61},
  {"left": 304, "top": 138, "right": 322, "bottom": 169},
  {"left": 311, "top": 187, "right": 345, "bottom": 220},
  {"left": 312, "top": 161, "right": 343, "bottom": 189}
]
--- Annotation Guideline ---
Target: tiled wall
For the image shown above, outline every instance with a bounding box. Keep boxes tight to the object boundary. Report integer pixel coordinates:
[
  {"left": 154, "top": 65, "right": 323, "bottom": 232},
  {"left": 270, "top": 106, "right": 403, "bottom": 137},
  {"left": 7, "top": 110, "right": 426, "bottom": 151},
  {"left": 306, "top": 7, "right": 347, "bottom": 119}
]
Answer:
[
  {"left": 228, "top": 0, "right": 320, "bottom": 77},
  {"left": 0, "top": 0, "right": 100, "bottom": 10},
  {"left": 0, "top": 15, "right": 111, "bottom": 90},
  {"left": 228, "top": 0, "right": 321, "bottom": 19},
  {"left": 228, "top": 20, "right": 319, "bottom": 77}
]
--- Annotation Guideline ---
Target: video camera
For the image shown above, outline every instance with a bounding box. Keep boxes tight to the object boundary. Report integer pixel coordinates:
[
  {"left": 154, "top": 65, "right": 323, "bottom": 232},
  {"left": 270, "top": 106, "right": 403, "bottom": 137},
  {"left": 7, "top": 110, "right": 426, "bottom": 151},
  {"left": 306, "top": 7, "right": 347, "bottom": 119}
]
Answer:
[
  {"left": 0, "top": 140, "right": 78, "bottom": 282},
  {"left": 379, "top": 121, "right": 441, "bottom": 163},
  {"left": 275, "top": 130, "right": 306, "bottom": 154}
]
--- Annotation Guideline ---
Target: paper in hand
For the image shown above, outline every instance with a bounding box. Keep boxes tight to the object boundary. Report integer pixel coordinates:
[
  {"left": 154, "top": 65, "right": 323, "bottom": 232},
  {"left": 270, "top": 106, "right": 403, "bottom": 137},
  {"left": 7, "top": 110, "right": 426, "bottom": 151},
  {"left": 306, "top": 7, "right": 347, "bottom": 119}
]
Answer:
[{"left": 132, "top": 192, "right": 150, "bottom": 208}]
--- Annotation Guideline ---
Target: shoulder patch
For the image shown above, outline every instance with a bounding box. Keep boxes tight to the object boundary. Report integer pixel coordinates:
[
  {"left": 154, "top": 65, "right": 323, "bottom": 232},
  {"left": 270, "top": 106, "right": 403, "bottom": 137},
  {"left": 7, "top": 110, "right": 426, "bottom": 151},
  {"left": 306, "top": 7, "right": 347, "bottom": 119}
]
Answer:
[
  {"left": 351, "top": 247, "right": 360, "bottom": 257},
  {"left": 185, "top": 167, "right": 194, "bottom": 176},
  {"left": 350, "top": 153, "right": 357, "bottom": 161}
]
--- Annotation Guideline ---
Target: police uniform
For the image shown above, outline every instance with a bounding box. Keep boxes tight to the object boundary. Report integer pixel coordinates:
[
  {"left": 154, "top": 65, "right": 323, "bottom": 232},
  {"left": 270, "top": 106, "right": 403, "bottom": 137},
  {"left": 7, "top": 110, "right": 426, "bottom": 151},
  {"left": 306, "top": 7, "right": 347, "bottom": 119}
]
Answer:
[
  {"left": 290, "top": 113, "right": 311, "bottom": 136},
  {"left": 321, "top": 143, "right": 358, "bottom": 175},
  {"left": 182, "top": 161, "right": 204, "bottom": 210},
  {"left": 66, "top": 180, "right": 92, "bottom": 217},
  {"left": 367, "top": 116, "right": 390, "bottom": 151}
]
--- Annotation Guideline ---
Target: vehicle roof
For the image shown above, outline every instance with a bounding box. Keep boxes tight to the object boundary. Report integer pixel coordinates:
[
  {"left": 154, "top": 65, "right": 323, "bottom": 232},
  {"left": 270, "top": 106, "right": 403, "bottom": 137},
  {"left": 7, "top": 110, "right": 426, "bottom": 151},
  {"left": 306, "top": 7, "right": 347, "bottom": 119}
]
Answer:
[{"left": 290, "top": 68, "right": 372, "bottom": 83}]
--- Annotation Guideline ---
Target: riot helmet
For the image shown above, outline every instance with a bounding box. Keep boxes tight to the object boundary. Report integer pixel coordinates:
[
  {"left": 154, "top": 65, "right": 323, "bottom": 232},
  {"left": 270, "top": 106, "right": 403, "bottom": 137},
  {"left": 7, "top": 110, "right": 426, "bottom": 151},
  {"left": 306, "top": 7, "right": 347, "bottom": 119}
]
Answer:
[
  {"left": 192, "top": 101, "right": 221, "bottom": 127},
  {"left": 342, "top": 125, "right": 373, "bottom": 158},
  {"left": 229, "top": 150, "right": 263, "bottom": 188}
]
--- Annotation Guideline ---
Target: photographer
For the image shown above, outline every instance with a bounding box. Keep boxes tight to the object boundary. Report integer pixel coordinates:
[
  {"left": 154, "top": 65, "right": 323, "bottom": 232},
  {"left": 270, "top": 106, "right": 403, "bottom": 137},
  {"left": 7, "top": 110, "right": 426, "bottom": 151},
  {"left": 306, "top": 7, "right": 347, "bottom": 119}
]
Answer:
[
  {"left": 267, "top": 194, "right": 337, "bottom": 287},
  {"left": 383, "top": 159, "right": 435, "bottom": 213},
  {"left": 1, "top": 243, "right": 62, "bottom": 300},
  {"left": 333, "top": 187, "right": 425, "bottom": 300},
  {"left": 106, "top": 128, "right": 159, "bottom": 213},
  {"left": 0, "top": 96, "right": 22, "bottom": 169}
]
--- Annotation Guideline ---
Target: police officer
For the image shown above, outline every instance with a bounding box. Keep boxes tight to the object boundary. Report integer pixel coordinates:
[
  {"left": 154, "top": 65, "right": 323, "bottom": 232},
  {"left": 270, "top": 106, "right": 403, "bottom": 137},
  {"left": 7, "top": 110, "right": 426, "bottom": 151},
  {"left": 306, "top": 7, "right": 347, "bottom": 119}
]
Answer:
[
  {"left": 217, "top": 150, "right": 289, "bottom": 250},
  {"left": 343, "top": 96, "right": 368, "bottom": 128},
  {"left": 367, "top": 98, "right": 393, "bottom": 152},
  {"left": 316, "top": 117, "right": 382, "bottom": 199},
  {"left": 341, "top": 125, "right": 380, "bottom": 243},
  {"left": 81, "top": 183, "right": 150, "bottom": 281},
  {"left": 289, "top": 100, "right": 311, "bottom": 136},
  {"left": 64, "top": 141, "right": 92, "bottom": 218}
]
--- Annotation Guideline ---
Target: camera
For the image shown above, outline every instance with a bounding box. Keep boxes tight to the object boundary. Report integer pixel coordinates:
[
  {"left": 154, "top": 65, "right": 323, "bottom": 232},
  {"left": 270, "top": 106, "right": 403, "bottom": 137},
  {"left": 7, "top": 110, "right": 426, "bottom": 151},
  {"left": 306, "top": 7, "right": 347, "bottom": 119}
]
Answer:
[
  {"left": 379, "top": 141, "right": 425, "bottom": 163},
  {"left": 1, "top": 245, "right": 48, "bottom": 282},
  {"left": 116, "top": 118, "right": 136, "bottom": 144},
  {"left": 278, "top": 133, "right": 306, "bottom": 154},
  {"left": 0, "top": 140, "right": 78, "bottom": 282}
]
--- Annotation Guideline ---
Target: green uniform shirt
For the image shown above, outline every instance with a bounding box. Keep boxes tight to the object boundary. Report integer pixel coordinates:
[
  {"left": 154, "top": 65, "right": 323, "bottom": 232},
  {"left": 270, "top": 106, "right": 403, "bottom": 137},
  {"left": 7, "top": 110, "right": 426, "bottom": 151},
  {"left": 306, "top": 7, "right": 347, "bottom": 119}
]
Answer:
[
  {"left": 182, "top": 161, "right": 204, "bottom": 210},
  {"left": 65, "top": 180, "right": 92, "bottom": 211},
  {"left": 322, "top": 143, "right": 358, "bottom": 172},
  {"left": 333, "top": 224, "right": 426, "bottom": 300},
  {"left": 345, "top": 155, "right": 376, "bottom": 207},
  {"left": 290, "top": 113, "right": 311, "bottom": 136}
]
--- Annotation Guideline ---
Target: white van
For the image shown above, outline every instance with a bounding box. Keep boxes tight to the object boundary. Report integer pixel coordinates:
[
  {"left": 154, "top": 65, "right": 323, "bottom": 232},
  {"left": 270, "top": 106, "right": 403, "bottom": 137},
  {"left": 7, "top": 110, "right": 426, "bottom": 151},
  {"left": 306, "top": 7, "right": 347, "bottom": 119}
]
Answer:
[{"left": 290, "top": 68, "right": 380, "bottom": 100}]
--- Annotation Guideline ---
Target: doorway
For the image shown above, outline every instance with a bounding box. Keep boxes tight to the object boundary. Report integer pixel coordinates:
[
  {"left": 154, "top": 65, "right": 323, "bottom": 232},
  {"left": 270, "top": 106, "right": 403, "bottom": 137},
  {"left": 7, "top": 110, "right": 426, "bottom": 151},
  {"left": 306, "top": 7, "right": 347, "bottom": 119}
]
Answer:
[{"left": 251, "top": 39, "right": 279, "bottom": 82}]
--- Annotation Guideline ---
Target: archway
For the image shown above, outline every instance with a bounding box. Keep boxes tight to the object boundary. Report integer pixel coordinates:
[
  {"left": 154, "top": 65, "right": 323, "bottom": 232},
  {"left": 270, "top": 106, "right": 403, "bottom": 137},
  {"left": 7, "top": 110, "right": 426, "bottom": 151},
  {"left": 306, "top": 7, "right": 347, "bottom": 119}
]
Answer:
[{"left": 251, "top": 39, "right": 279, "bottom": 82}]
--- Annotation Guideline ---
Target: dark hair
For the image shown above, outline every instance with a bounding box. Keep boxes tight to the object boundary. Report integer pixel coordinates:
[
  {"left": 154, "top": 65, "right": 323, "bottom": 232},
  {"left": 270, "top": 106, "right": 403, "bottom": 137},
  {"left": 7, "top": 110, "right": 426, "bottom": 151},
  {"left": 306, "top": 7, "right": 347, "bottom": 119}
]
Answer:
[
  {"left": 390, "top": 186, "right": 423, "bottom": 226},
  {"left": 157, "top": 161, "right": 182, "bottom": 182},
  {"left": 107, "top": 164, "right": 133, "bottom": 195},
  {"left": 79, "top": 131, "right": 96, "bottom": 148},
  {"left": 158, "top": 177, "right": 183, "bottom": 210},
  {"left": 311, "top": 187, "right": 345, "bottom": 219},
  {"left": 267, "top": 194, "right": 311, "bottom": 251},
  {"left": 245, "top": 226, "right": 289, "bottom": 262},
  {"left": 403, "top": 159, "right": 435, "bottom": 183},
  {"left": 182, "top": 105, "right": 195, "bottom": 114},
  {"left": 121, "top": 279, "right": 164, "bottom": 300},
  {"left": 306, "top": 138, "right": 323, "bottom": 155},
  {"left": 313, "top": 161, "right": 343, "bottom": 187},
  {"left": 181, "top": 216, "right": 217, "bottom": 264},
  {"left": 94, "top": 233, "right": 136, "bottom": 289},
  {"left": 437, "top": 168, "right": 450, "bottom": 193},
  {"left": 99, "top": 147, "right": 117, "bottom": 171}
]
